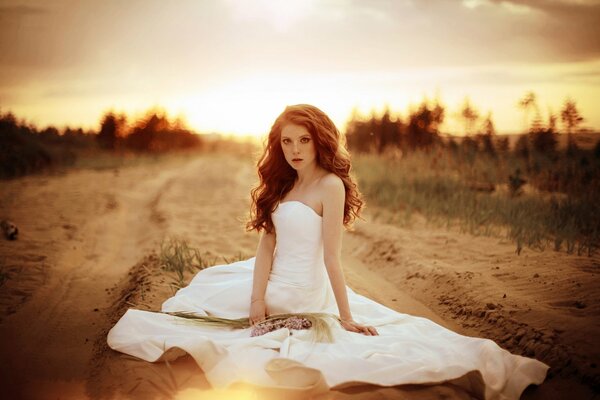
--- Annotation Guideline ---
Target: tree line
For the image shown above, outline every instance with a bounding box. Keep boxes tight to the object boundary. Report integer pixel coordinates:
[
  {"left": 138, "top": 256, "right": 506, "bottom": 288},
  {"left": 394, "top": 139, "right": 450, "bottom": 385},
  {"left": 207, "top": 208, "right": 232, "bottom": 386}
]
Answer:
[
  {"left": 0, "top": 108, "right": 203, "bottom": 179},
  {"left": 96, "top": 109, "right": 202, "bottom": 152},
  {"left": 345, "top": 93, "right": 599, "bottom": 199},
  {"left": 346, "top": 93, "right": 590, "bottom": 156}
]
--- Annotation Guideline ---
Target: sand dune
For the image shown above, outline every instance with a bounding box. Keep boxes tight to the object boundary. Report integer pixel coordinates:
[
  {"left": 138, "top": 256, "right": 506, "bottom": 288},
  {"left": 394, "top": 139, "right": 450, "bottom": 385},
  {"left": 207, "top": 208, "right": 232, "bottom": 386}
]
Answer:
[{"left": 0, "top": 153, "right": 597, "bottom": 399}]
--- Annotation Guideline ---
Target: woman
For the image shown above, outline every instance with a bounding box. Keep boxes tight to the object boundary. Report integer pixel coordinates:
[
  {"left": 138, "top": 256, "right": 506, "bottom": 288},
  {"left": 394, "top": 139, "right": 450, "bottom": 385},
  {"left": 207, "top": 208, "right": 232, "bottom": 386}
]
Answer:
[
  {"left": 246, "top": 104, "right": 377, "bottom": 336},
  {"left": 107, "top": 104, "right": 548, "bottom": 399}
]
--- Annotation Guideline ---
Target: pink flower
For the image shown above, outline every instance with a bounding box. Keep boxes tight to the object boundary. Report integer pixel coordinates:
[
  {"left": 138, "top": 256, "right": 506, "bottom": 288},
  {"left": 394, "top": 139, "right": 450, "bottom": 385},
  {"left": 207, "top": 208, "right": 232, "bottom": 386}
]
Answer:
[{"left": 250, "top": 317, "right": 312, "bottom": 337}]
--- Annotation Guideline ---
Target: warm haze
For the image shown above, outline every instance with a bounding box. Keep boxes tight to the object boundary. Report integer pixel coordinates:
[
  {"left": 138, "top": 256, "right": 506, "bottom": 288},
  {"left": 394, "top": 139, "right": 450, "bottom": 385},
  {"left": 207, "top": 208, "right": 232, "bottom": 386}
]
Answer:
[
  {"left": 0, "top": 0, "right": 599, "bottom": 136},
  {"left": 2, "top": 2, "right": 600, "bottom": 398}
]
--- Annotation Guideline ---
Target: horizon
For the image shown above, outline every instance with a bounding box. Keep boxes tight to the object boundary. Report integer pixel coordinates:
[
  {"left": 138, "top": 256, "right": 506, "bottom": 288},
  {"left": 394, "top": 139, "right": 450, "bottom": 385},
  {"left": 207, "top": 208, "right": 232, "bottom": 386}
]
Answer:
[
  {"left": 1, "top": 0, "right": 599, "bottom": 136},
  {"left": 3, "top": 104, "right": 599, "bottom": 140}
]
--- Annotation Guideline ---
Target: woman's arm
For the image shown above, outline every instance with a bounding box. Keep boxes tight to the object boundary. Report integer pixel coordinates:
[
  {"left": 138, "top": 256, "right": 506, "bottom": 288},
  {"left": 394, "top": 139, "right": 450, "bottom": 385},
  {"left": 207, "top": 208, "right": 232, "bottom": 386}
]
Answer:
[
  {"left": 249, "top": 230, "right": 276, "bottom": 325},
  {"left": 321, "top": 175, "right": 378, "bottom": 336}
]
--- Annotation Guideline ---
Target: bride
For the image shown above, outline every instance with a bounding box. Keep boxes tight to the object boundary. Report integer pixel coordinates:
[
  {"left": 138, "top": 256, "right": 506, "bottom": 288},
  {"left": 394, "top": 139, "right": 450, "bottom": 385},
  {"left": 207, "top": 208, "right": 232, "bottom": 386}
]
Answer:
[{"left": 107, "top": 104, "right": 548, "bottom": 399}]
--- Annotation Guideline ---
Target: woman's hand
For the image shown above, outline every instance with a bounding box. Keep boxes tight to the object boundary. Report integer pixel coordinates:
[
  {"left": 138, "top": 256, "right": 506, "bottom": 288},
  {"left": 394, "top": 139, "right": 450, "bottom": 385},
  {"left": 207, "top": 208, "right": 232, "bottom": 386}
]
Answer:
[
  {"left": 249, "top": 299, "right": 268, "bottom": 326},
  {"left": 339, "top": 318, "right": 378, "bottom": 336}
]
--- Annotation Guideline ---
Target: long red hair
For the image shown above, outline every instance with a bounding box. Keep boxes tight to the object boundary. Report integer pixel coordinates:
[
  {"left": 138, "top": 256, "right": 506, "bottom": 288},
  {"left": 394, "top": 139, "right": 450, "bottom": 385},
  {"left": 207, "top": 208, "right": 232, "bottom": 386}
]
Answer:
[{"left": 247, "top": 104, "right": 364, "bottom": 233}]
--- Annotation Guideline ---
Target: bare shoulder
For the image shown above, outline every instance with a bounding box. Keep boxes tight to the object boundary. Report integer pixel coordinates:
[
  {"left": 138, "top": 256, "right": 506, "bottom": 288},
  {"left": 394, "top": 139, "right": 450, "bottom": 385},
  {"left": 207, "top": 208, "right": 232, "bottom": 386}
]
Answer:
[
  {"left": 319, "top": 173, "right": 344, "bottom": 221},
  {"left": 319, "top": 173, "right": 345, "bottom": 199}
]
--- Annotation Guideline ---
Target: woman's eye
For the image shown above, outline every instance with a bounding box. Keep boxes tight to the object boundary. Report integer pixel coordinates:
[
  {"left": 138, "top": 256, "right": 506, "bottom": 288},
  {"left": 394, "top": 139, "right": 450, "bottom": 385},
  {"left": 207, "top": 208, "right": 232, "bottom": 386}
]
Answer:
[
  {"left": 282, "top": 139, "right": 290, "bottom": 144},
  {"left": 301, "top": 138, "right": 310, "bottom": 143}
]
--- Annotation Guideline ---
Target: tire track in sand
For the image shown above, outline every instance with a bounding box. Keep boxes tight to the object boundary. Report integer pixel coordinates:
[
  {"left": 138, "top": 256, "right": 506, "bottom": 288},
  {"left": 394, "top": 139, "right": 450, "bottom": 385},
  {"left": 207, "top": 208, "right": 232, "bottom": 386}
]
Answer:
[
  {"left": 0, "top": 156, "right": 209, "bottom": 398},
  {"left": 346, "top": 213, "right": 599, "bottom": 397}
]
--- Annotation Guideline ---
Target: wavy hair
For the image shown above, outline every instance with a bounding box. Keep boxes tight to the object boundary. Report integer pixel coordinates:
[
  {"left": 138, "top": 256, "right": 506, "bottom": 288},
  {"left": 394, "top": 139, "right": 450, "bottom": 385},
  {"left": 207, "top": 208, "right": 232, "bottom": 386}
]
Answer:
[{"left": 247, "top": 104, "right": 364, "bottom": 233}]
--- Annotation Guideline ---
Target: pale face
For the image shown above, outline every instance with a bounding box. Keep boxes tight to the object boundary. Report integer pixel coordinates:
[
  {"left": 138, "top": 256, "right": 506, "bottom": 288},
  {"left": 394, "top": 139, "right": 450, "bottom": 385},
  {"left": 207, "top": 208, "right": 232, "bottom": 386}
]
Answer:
[{"left": 280, "top": 123, "right": 317, "bottom": 171}]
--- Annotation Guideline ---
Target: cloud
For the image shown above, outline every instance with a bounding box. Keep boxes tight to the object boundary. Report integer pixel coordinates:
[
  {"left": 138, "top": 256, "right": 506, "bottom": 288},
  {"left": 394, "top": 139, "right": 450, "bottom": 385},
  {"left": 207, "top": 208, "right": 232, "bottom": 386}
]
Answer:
[
  {"left": 411, "top": 0, "right": 600, "bottom": 63},
  {"left": 486, "top": 0, "right": 600, "bottom": 59},
  {"left": 1, "top": 0, "right": 599, "bottom": 96},
  {"left": 224, "top": 0, "right": 317, "bottom": 32},
  {"left": 0, "top": 3, "right": 50, "bottom": 70},
  {"left": 286, "top": 0, "right": 600, "bottom": 66},
  {"left": 0, "top": 5, "right": 46, "bottom": 17}
]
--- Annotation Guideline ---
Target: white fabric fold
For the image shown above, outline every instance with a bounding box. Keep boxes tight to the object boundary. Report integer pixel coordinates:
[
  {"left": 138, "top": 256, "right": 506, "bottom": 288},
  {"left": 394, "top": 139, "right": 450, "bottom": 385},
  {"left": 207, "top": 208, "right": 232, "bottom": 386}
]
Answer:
[{"left": 107, "top": 201, "right": 548, "bottom": 399}]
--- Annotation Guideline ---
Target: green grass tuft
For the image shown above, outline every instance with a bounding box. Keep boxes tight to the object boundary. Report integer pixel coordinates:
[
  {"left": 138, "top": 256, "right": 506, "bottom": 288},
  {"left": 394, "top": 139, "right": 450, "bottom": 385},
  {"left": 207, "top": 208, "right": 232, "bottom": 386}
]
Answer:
[
  {"left": 158, "top": 237, "right": 251, "bottom": 292},
  {"left": 159, "top": 237, "right": 214, "bottom": 291}
]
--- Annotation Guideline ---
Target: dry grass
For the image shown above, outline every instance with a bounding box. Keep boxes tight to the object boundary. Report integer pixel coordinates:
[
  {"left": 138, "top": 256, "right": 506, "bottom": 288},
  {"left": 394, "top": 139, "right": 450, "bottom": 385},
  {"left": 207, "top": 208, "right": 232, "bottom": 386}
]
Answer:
[
  {"left": 353, "top": 152, "right": 600, "bottom": 256},
  {"left": 164, "top": 311, "right": 337, "bottom": 343}
]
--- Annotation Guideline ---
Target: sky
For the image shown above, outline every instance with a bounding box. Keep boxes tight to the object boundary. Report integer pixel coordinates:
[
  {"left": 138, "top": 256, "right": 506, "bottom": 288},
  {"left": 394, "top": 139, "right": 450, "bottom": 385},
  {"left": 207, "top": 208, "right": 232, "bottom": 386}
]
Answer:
[{"left": 0, "top": 0, "right": 599, "bottom": 136}]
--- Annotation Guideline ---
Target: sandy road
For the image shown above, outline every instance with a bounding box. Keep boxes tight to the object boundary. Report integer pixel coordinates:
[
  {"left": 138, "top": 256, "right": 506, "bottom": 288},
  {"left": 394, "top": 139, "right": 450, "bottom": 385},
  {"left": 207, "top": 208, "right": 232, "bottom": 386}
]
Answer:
[
  {"left": 0, "top": 153, "right": 597, "bottom": 399},
  {"left": 0, "top": 154, "right": 254, "bottom": 398}
]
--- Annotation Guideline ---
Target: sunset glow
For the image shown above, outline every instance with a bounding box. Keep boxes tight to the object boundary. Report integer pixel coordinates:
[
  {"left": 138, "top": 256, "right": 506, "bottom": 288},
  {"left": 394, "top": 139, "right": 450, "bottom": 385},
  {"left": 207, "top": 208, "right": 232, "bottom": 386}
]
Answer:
[{"left": 1, "top": 0, "right": 599, "bottom": 136}]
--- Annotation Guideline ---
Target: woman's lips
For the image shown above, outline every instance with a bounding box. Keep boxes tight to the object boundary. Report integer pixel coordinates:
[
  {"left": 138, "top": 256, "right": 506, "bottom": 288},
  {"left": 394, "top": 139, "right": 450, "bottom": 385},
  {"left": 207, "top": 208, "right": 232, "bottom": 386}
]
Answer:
[{"left": 292, "top": 158, "right": 303, "bottom": 162}]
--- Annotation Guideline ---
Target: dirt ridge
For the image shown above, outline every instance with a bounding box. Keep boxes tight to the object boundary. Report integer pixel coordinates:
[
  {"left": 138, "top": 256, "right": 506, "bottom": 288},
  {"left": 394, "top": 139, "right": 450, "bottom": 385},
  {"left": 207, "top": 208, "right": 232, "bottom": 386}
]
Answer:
[{"left": 347, "top": 219, "right": 600, "bottom": 393}]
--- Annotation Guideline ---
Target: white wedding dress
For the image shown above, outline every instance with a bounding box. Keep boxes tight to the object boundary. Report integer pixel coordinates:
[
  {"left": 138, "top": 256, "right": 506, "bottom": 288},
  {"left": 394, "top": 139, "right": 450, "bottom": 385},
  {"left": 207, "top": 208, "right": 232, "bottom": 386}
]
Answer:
[{"left": 107, "top": 201, "right": 549, "bottom": 399}]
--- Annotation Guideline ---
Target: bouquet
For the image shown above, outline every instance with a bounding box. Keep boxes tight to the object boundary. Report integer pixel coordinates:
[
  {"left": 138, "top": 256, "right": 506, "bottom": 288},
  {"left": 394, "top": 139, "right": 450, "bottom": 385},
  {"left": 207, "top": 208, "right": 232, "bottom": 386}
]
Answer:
[
  {"left": 162, "top": 311, "right": 337, "bottom": 342},
  {"left": 250, "top": 315, "right": 312, "bottom": 337}
]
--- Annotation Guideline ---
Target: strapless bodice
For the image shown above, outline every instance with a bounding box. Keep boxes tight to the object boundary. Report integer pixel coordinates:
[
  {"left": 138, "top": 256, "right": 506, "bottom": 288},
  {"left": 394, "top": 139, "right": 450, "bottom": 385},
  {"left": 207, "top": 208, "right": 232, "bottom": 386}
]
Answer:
[{"left": 269, "top": 201, "right": 327, "bottom": 289}]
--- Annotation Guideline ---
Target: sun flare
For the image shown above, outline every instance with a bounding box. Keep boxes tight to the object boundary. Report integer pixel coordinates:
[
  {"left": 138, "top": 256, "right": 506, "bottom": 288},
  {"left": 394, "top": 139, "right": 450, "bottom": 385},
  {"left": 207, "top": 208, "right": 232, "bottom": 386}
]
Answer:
[{"left": 163, "top": 73, "right": 375, "bottom": 137}]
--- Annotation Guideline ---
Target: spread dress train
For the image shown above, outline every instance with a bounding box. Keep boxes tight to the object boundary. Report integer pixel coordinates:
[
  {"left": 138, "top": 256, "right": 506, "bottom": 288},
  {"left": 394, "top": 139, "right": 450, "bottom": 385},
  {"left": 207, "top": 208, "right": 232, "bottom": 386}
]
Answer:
[{"left": 107, "top": 201, "right": 549, "bottom": 399}]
